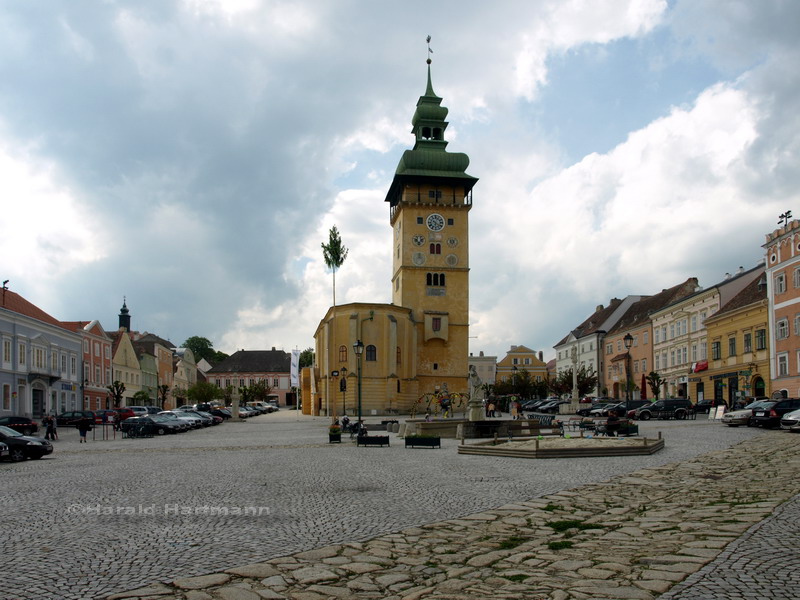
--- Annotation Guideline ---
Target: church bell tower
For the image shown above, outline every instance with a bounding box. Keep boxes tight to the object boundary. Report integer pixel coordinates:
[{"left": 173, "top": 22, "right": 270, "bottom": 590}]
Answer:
[{"left": 384, "top": 50, "right": 478, "bottom": 394}]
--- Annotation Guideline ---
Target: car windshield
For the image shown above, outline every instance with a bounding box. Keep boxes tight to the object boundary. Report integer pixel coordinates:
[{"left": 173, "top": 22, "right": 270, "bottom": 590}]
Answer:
[{"left": 0, "top": 425, "right": 23, "bottom": 437}]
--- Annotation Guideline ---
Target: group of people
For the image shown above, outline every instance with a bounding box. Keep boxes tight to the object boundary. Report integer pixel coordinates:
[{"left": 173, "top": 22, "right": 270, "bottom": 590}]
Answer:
[{"left": 41, "top": 414, "right": 94, "bottom": 443}]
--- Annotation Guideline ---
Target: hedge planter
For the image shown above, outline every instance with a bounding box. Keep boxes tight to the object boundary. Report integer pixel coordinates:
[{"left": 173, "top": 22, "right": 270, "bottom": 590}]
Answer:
[
  {"left": 405, "top": 436, "right": 441, "bottom": 449},
  {"left": 328, "top": 433, "right": 341, "bottom": 443}
]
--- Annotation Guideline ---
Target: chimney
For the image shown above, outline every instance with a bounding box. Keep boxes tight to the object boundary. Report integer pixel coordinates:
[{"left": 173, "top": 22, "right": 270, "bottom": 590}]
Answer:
[
  {"left": 539, "top": 351, "right": 543, "bottom": 361},
  {"left": 724, "top": 273, "right": 731, "bottom": 280},
  {"left": 737, "top": 266, "right": 744, "bottom": 274},
  {"left": 479, "top": 351, "right": 484, "bottom": 357},
  {"left": 596, "top": 305, "right": 604, "bottom": 312}
]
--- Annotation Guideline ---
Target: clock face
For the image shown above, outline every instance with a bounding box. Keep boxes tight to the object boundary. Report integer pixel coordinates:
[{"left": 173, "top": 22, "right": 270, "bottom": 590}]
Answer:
[
  {"left": 412, "top": 234, "right": 425, "bottom": 246},
  {"left": 447, "top": 237, "right": 458, "bottom": 248},
  {"left": 426, "top": 213, "right": 445, "bottom": 231}
]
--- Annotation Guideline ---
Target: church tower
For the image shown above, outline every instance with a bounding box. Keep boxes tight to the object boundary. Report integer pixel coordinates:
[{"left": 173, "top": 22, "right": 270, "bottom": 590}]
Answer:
[
  {"left": 118, "top": 298, "right": 131, "bottom": 332},
  {"left": 385, "top": 56, "right": 478, "bottom": 396}
]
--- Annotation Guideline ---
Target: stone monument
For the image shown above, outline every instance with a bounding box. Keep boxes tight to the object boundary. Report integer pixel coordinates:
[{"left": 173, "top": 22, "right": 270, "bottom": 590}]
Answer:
[{"left": 467, "top": 365, "right": 486, "bottom": 421}]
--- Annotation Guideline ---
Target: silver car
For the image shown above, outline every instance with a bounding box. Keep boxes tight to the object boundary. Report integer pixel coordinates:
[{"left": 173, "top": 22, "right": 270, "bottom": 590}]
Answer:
[
  {"left": 722, "top": 400, "right": 771, "bottom": 427},
  {"left": 780, "top": 408, "right": 800, "bottom": 431}
]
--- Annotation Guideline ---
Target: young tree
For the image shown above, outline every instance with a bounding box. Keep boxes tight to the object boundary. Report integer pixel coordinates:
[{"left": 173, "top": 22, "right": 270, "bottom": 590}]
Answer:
[
  {"left": 107, "top": 380, "right": 126, "bottom": 409},
  {"left": 132, "top": 390, "right": 151, "bottom": 405},
  {"left": 299, "top": 347, "right": 314, "bottom": 368},
  {"left": 249, "top": 380, "right": 273, "bottom": 402},
  {"left": 187, "top": 381, "right": 224, "bottom": 404},
  {"left": 321, "top": 225, "right": 348, "bottom": 417},
  {"left": 548, "top": 367, "right": 598, "bottom": 398},
  {"left": 157, "top": 384, "right": 170, "bottom": 410},
  {"left": 646, "top": 372, "right": 665, "bottom": 401}
]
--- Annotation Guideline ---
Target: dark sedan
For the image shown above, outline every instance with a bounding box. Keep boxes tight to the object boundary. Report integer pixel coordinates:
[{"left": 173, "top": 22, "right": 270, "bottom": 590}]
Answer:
[
  {"left": 0, "top": 425, "right": 54, "bottom": 461},
  {"left": 0, "top": 416, "right": 40, "bottom": 436},
  {"left": 119, "top": 416, "right": 182, "bottom": 436},
  {"left": 56, "top": 410, "right": 96, "bottom": 427},
  {"left": 751, "top": 398, "right": 800, "bottom": 428}
]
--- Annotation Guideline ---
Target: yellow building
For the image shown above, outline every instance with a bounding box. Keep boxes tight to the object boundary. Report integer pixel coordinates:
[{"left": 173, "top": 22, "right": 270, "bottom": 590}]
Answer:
[
  {"left": 311, "top": 59, "right": 477, "bottom": 417},
  {"left": 699, "top": 274, "right": 770, "bottom": 404},
  {"left": 496, "top": 345, "right": 547, "bottom": 384}
]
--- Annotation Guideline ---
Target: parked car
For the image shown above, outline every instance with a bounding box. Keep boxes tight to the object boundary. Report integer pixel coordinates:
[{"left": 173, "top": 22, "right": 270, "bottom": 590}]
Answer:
[
  {"left": 209, "top": 408, "right": 232, "bottom": 420},
  {"left": 0, "top": 416, "right": 40, "bottom": 436},
  {"left": 154, "top": 412, "right": 192, "bottom": 431},
  {"left": 780, "top": 408, "right": 800, "bottom": 431},
  {"left": 177, "top": 410, "right": 215, "bottom": 426},
  {"left": 751, "top": 398, "right": 800, "bottom": 428},
  {"left": 694, "top": 398, "right": 727, "bottom": 414},
  {"left": 127, "top": 406, "right": 150, "bottom": 417},
  {"left": 537, "top": 400, "right": 570, "bottom": 414},
  {"left": 120, "top": 415, "right": 181, "bottom": 435},
  {"left": 93, "top": 409, "right": 118, "bottom": 424},
  {"left": 0, "top": 425, "right": 54, "bottom": 461},
  {"left": 113, "top": 408, "right": 136, "bottom": 427},
  {"left": 267, "top": 399, "right": 280, "bottom": 411},
  {"left": 577, "top": 403, "right": 613, "bottom": 417},
  {"left": 634, "top": 398, "right": 694, "bottom": 420},
  {"left": 722, "top": 401, "right": 772, "bottom": 427},
  {"left": 56, "top": 410, "right": 97, "bottom": 427},
  {"left": 145, "top": 406, "right": 163, "bottom": 414},
  {"left": 159, "top": 411, "right": 203, "bottom": 429}
]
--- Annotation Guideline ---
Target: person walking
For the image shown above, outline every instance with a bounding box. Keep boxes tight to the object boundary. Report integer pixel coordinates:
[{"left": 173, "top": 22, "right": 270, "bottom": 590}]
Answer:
[
  {"left": 77, "top": 416, "right": 93, "bottom": 443},
  {"left": 487, "top": 401, "right": 495, "bottom": 418},
  {"left": 43, "top": 415, "right": 56, "bottom": 441}
]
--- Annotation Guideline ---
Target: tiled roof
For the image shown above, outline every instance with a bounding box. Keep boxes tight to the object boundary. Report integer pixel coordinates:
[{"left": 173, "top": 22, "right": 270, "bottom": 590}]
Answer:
[
  {"left": 556, "top": 298, "right": 623, "bottom": 345},
  {"left": 0, "top": 290, "right": 69, "bottom": 331},
  {"left": 712, "top": 275, "right": 768, "bottom": 317},
  {"left": 607, "top": 278, "right": 699, "bottom": 334},
  {"left": 207, "top": 350, "right": 291, "bottom": 374}
]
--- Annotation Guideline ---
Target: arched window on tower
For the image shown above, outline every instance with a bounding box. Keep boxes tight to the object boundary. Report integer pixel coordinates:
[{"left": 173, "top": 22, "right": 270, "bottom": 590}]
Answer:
[
  {"left": 338, "top": 345, "right": 347, "bottom": 363},
  {"left": 433, "top": 128, "right": 442, "bottom": 140},
  {"left": 421, "top": 126, "right": 432, "bottom": 139},
  {"left": 429, "top": 243, "right": 441, "bottom": 255},
  {"left": 366, "top": 345, "right": 377, "bottom": 362}
]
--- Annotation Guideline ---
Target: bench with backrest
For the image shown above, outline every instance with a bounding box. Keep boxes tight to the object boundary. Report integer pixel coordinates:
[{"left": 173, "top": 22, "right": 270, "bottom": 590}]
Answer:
[
  {"left": 405, "top": 436, "right": 441, "bottom": 448},
  {"left": 357, "top": 435, "right": 390, "bottom": 447}
]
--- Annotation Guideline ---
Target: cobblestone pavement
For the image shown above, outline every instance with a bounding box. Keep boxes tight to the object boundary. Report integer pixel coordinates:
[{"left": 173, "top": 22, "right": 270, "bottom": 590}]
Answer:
[
  {"left": 659, "top": 488, "right": 800, "bottom": 600},
  {"left": 1, "top": 411, "right": 787, "bottom": 600}
]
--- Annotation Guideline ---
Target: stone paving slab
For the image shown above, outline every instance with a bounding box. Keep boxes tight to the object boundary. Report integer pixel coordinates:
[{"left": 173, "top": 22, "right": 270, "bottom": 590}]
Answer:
[{"left": 105, "top": 430, "right": 800, "bottom": 600}]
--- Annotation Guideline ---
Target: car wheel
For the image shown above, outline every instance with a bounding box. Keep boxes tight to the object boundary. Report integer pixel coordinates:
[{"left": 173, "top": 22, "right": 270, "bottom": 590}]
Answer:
[
  {"left": 23, "top": 427, "right": 33, "bottom": 435},
  {"left": 639, "top": 412, "right": 651, "bottom": 421},
  {"left": 156, "top": 428, "right": 166, "bottom": 435},
  {"left": 675, "top": 410, "right": 686, "bottom": 420},
  {"left": 10, "top": 448, "right": 26, "bottom": 462}
]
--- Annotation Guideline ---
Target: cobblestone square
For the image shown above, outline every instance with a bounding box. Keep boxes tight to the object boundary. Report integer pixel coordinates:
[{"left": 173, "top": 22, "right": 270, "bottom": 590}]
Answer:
[{"left": 2, "top": 411, "right": 790, "bottom": 599}]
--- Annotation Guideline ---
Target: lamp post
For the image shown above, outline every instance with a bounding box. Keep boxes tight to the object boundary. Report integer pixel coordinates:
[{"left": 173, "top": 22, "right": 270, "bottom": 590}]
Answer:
[
  {"left": 353, "top": 340, "right": 364, "bottom": 424},
  {"left": 340, "top": 366, "right": 347, "bottom": 416},
  {"left": 623, "top": 333, "right": 634, "bottom": 414},
  {"left": 330, "top": 370, "right": 339, "bottom": 420}
]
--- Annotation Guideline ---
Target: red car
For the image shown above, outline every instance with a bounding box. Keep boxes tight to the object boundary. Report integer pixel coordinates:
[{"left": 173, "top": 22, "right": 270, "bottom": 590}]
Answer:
[{"left": 113, "top": 408, "right": 136, "bottom": 425}]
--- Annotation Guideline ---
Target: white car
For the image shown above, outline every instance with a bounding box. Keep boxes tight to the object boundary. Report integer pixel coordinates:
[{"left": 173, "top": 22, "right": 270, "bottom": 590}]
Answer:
[{"left": 780, "top": 408, "right": 800, "bottom": 431}]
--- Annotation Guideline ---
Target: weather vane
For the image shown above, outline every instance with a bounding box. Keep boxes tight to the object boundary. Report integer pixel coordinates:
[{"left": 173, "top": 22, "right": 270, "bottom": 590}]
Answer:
[
  {"left": 426, "top": 35, "right": 433, "bottom": 64},
  {"left": 779, "top": 211, "right": 793, "bottom": 226}
]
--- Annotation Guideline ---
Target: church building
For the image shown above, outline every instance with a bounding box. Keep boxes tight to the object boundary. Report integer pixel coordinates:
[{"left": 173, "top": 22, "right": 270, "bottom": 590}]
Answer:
[{"left": 310, "top": 57, "right": 478, "bottom": 417}]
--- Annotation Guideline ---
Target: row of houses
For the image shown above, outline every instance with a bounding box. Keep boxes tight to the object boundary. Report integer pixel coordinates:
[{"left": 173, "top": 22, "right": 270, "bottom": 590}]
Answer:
[
  {"left": 0, "top": 291, "right": 200, "bottom": 418},
  {"left": 551, "top": 220, "right": 800, "bottom": 404}
]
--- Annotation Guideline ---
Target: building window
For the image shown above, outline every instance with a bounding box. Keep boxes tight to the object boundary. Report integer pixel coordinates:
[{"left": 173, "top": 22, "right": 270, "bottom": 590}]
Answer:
[
  {"left": 691, "top": 344, "right": 697, "bottom": 362},
  {"left": 642, "top": 358, "right": 647, "bottom": 372},
  {"left": 606, "top": 344, "right": 612, "bottom": 354},
  {"left": 428, "top": 190, "right": 442, "bottom": 199},
  {"left": 690, "top": 315, "right": 697, "bottom": 332},
  {"left": 617, "top": 340, "right": 622, "bottom": 352},
  {"left": 655, "top": 354, "right": 660, "bottom": 370},
  {"left": 432, "top": 318, "right": 441, "bottom": 332},
  {"left": 83, "top": 339, "right": 89, "bottom": 353},
  {"left": 71, "top": 357, "right": 77, "bottom": 375},
  {"left": 426, "top": 272, "right": 445, "bottom": 286},
  {"left": 643, "top": 331, "right": 649, "bottom": 345},
  {"left": 700, "top": 342, "right": 707, "bottom": 360},
  {"left": 338, "top": 345, "right": 347, "bottom": 363},
  {"left": 447, "top": 218, "right": 454, "bottom": 226},
  {"left": 429, "top": 243, "right": 441, "bottom": 255},
  {"left": 417, "top": 216, "right": 423, "bottom": 224},
  {"left": 396, "top": 347, "right": 401, "bottom": 365},
  {"left": 654, "top": 328, "right": 660, "bottom": 344},
  {"left": 105, "top": 346, "right": 110, "bottom": 359},
  {"left": 711, "top": 342, "right": 721, "bottom": 360},
  {"left": 366, "top": 345, "right": 377, "bottom": 361},
  {"left": 795, "top": 315, "right": 800, "bottom": 336},
  {"left": 756, "top": 329, "right": 767, "bottom": 350},
  {"left": 633, "top": 360, "right": 639, "bottom": 373},
  {"left": 776, "top": 273, "right": 787, "bottom": 294},
  {"left": 744, "top": 332, "right": 752, "bottom": 353},
  {"left": 94, "top": 342, "right": 100, "bottom": 356},
  {"left": 61, "top": 355, "right": 67, "bottom": 372},
  {"left": 778, "top": 352, "right": 789, "bottom": 376},
  {"left": 728, "top": 337, "right": 736, "bottom": 357},
  {"left": 670, "top": 350, "right": 675, "bottom": 366},
  {"left": 524, "top": 358, "right": 531, "bottom": 365},
  {"left": 777, "top": 318, "right": 790, "bottom": 340},
  {"left": 512, "top": 358, "right": 518, "bottom": 365},
  {"left": 273, "top": 378, "right": 279, "bottom": 387}
]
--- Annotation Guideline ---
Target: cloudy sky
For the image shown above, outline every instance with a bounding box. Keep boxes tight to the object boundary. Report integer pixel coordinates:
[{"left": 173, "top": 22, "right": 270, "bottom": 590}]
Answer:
[{"left": 2, "top": 0, "right": 798, "bottom": 361}]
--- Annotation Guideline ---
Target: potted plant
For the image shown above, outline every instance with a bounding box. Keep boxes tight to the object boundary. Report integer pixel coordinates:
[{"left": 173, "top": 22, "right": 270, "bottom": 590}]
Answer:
[
  {"left": 404, "top": 433, "right": 441, "bottom": 448},
  {"left": 328, "top": 424, "right": 342, "bottom": 443}
]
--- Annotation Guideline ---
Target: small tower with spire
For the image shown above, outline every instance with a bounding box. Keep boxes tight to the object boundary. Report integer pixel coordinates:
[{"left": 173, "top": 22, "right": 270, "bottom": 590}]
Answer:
[{"left": 118, "top": 297, "right": 131, "bottom": 331}]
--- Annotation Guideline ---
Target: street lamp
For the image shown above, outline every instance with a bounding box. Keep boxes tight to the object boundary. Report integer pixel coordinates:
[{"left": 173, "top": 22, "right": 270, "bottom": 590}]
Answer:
[
  {"left": 340, "top": 366, "right": 347, "bottom": 416},
  {"left": 623, "top": 333, "right": 634, "bottom": 414},
  {"left": 330, "top": 370, "right": 339, "bottom": 420},
  {"left": 353, "top": 340, "right": 364, "bottom": 424}
]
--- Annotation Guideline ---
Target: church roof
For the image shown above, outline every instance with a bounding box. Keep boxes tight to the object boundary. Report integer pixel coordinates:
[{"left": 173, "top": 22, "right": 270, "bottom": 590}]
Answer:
[{"left": 384, "top": 60, "right": 477, "bottom": 205}]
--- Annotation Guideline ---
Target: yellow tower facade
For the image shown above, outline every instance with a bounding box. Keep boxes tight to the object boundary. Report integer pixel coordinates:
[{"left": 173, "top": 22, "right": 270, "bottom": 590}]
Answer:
[{"left": 385, "top": 60, "right": 477, "bottom": 399}]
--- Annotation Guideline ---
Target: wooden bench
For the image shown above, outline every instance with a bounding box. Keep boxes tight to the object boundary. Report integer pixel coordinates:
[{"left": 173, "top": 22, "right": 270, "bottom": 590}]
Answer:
[{"left": 357, "top": 435, "right": 390, "bottom": 447}]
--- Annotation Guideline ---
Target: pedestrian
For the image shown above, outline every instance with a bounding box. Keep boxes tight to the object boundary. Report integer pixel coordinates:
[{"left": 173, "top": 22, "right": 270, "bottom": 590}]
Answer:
[
  {"left": 487, "top": 401, "right": 495, "bottom": 418},
  {"left": 511, "top": 401, "right": 519, "bottom": 420},
  {"left": 77, "top": 416, "right": 93, "bottom": 443},
  {"left": 43, "top": 415, "right": 56, "bottom": 441},
  {"left": 425, "top": 411, "right": 431, "bottom": 422}
]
